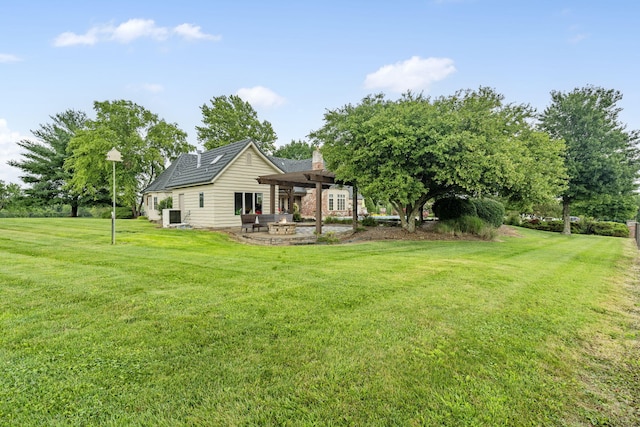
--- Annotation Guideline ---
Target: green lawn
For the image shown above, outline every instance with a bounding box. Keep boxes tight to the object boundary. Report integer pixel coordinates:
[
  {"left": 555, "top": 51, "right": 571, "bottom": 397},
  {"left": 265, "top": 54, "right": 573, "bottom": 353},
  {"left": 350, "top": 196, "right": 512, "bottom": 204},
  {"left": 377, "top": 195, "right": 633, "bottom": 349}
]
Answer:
[{"left": 0, "top": 218, "right": 638, "bottom": 426}]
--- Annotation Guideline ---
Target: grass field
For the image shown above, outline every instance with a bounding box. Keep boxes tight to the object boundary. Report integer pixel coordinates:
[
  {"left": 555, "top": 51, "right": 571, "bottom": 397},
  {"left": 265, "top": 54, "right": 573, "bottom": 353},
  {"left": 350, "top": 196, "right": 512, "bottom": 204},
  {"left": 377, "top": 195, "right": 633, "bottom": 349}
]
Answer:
[{"left": 0, "top": 218, "right": 638, "bottom": 426}]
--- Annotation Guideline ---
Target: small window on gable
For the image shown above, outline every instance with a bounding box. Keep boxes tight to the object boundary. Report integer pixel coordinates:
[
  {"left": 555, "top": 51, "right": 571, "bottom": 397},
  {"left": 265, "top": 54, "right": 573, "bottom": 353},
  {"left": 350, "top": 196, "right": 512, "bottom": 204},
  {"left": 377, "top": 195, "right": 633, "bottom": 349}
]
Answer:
[
  {"left": 246, "top": 153, "right": 252, "bottom": 165},
  {"left": 211, "top": 154, "right": 223, "bottom": 164}
]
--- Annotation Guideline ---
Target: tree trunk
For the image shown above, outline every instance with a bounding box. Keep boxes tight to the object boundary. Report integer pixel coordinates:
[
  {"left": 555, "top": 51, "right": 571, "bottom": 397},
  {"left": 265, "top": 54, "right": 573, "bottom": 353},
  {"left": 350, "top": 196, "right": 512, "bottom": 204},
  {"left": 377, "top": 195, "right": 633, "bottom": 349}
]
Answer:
[
  {"left": 562, "top": 197, "right": 571, "bottom": 235},
  {"left": 70, "top": 202, "right": 79, "bottom": 218},
  {"left": 137, "top": 198, "right": 145, "bottom": 218},
  {"left": 402, "top": 204, "right": 421, "bottom": 233}
]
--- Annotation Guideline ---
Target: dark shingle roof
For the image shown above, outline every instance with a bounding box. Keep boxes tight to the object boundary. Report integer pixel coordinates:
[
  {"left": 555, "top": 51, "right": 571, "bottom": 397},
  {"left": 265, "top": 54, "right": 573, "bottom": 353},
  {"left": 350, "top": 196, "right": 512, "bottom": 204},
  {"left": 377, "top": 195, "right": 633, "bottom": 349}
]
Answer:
[
  {"left": 144, "top": 139, "right": 281, "bottom": 192},
  {"left": 142, "top": 154, "right": 185, "bottom": 192},
  {"left": 269, "top": 157, "right": 312, "bottom": 173}
]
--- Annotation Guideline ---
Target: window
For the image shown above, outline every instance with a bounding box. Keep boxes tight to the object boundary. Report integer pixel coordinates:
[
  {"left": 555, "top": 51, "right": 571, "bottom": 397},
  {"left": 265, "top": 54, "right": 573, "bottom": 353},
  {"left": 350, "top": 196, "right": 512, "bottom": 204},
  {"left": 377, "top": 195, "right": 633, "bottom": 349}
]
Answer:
[
  {"left": 328, "top": 194, "right": 334, "bottom": 211},
  {"left": 199, "top": 192, "right": 204, "bottom": 208},
  {"left": 234, "top": 192, "right": 263, "bottom": 214},
  {"left": 255, "top": 193, "right": 263, "bottom": 214},
  {"left": 244, "top": 193, "right": 253, "bottom": 213},
  {"left": 153, "top": 196, "right": 158, "bottom": 210},
  {"left": 337, "top": 194, "right": 346, "bottom": 211},
  {"left": 234, "top": 193, "right": 243, "bottom": 215}
]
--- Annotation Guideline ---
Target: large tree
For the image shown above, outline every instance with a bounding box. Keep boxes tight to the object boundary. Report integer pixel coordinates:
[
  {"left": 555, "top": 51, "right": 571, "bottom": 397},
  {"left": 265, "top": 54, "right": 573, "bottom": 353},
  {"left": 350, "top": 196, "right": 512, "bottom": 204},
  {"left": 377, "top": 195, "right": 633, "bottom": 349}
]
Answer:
[
  {"left": 573, "top": 194, "right": 637, "bottom": 223},
  {"left": 272, "top": 139, "right": 316, "bottom": 160},
  {"left": 540, "top": 86, "right": 639, "bottom": 234},
  {"left": 8, "top": 110, "right": 89, "bottom": 216},
  {"left": 196, "top": 95, "right": 277, "bottom": 153},
  {"left": 66, "top": 100, "right": 192, "bottom": 217},
  {"left": 0, "top": 180, "right": 22, "bottom": 211},
  {"left": 312, "top": 88, "right": 566, "bottom": 232}
]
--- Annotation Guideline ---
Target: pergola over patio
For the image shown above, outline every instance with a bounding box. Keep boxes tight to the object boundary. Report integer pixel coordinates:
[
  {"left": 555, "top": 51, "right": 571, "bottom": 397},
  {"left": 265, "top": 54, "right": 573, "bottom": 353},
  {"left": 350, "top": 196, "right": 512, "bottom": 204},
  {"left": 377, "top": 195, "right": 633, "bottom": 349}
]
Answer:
[{"left": 256, "top": 170, "right": 356, "bottom": 235}]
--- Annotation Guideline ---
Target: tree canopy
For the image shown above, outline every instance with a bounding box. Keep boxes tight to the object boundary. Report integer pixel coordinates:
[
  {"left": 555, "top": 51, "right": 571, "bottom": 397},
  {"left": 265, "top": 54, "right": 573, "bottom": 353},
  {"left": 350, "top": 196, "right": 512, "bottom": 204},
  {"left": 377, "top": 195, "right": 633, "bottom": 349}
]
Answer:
[
  {"left": 196, "top": 95, "right": 277, "bottom": 153},
  {"left": 539, "top": 86, "right": 640, "bottom": 233},
  {"left": 272, "top": 139, "right": 316, "bottom": 160},
  {"left": 8, "top": 110, "right": 90, "bottom": 216},
  {"left": 65, "top": 100, "right": 192, "bottom": 216},
  {"left": 0, "top": 180, "right": 22, "bottom": 211},
  {"left": 312, "top": 88, "right": 566, "bottom": 232}
]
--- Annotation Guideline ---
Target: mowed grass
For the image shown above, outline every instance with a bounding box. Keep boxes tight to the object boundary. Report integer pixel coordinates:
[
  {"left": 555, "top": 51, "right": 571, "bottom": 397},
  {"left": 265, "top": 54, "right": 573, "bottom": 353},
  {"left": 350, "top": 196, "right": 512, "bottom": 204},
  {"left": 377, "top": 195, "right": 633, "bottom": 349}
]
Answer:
[{"left": 0, "top": 219, "right": 638, "bottom": 426}]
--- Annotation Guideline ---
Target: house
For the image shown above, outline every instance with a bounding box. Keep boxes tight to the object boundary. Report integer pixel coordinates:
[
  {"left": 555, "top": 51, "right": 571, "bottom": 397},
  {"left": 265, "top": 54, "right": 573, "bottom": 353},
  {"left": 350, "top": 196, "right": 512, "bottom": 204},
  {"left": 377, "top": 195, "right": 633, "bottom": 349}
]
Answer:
[
  {"left": 143, "top": 139, "right": 363, "bottom": 228},
  {"left": 143, "top": 139, "right": 284, "bottom": 228}
]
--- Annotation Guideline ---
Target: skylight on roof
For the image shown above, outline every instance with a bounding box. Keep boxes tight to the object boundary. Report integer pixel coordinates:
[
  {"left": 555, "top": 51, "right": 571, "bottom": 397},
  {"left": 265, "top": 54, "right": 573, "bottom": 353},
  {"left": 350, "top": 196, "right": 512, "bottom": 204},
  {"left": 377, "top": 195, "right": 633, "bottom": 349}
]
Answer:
[{"left": 211, "top": 154, "right": 223, "bottom": 164}]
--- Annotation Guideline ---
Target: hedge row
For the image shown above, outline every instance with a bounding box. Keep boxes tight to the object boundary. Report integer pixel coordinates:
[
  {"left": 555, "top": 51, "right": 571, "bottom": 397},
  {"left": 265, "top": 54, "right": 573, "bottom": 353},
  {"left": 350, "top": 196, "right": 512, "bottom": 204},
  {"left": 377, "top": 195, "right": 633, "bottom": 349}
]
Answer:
[{"left": 520, "top": 219, "right": 629, "bottom": 237}]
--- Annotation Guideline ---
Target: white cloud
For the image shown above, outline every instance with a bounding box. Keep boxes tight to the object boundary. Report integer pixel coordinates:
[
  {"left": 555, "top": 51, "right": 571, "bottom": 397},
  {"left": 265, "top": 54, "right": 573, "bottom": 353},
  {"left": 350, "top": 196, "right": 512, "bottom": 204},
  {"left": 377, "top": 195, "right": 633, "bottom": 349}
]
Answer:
[
  {"left": 0, "top": 119, "right": 29, "bottom": 184},
  {"left": 364, "top": 56, "right": 456, "bottom": 93},
  {"left": 173, "top": 23, "right": 221, "bottom": 41},
  {"left": 0, "top": 53, "right": 22, "bottom": 63},
  {"left": 53, "top": 18, "right": 220, "bottom": 47},
  {"left": 237, "top": 86, "right": 286, "bottom": 108},
  {"left": 111, "top": 19, "right": 169, "bottom": 43}
]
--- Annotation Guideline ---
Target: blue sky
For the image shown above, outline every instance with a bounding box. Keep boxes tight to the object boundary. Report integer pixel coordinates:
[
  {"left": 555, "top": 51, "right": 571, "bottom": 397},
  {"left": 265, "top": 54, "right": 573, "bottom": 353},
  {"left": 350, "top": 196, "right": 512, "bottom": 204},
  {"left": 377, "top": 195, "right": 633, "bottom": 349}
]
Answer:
[{"left": 1, "top": 0, "right": 639, "bottom": 184}]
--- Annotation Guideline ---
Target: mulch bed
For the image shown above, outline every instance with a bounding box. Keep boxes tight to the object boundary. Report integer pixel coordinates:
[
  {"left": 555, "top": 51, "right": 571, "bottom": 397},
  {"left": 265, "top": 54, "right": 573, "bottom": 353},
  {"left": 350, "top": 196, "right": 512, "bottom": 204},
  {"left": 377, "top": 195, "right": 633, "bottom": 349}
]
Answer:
[{"left": 337, "top": 223, "right": 521, "bottom": 243}]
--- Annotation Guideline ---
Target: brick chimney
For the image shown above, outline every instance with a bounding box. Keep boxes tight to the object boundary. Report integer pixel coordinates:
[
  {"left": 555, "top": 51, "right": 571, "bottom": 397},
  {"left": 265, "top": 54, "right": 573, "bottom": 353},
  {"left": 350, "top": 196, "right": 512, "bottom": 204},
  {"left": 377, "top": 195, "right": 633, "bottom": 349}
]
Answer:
[{"left": 312, "top": 149, "right": 324, "bottom": 171}]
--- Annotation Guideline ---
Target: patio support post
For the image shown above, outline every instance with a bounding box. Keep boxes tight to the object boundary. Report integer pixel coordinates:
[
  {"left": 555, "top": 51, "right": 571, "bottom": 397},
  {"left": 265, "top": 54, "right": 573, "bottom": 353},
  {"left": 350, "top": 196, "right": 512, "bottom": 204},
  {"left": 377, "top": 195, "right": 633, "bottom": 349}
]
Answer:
[
  {"left": 288, "top": 189, "right": 295, "bottom": 215},
  {"left": 315, "top": 181, "right": 322, "bottom": 235},
  {"left": 270, "top": 184, "right": 276, "bottom": 214}
]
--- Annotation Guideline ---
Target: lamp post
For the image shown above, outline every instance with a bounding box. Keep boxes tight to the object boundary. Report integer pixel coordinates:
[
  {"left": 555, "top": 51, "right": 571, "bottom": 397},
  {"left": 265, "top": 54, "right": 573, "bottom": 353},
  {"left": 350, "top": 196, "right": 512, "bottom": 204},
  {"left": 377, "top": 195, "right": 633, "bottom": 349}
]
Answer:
[{"left": 106, "top": 147, "right": 122, "bottom": 244}]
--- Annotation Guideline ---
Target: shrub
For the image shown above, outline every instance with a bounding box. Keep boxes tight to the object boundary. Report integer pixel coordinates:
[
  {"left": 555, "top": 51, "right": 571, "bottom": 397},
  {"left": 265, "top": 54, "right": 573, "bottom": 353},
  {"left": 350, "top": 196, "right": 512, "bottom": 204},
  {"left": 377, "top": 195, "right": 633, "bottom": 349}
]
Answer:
[
  {"left": 435, "top": 216, "right": 497, "bottom": 240},
  {"left": 591, "top": 221, "right": 629, "bottom": 237},
  {"left": 157, "top": 197, "right": 173, "bottom": 213},
  {"left": 519, "top": 218, "right": 629, "bottom": 237},
  {"left": 361, "top": 216, "right": 377, "bottom": 227},
  {"left": 432, "top": 197, "right": 476, "bottom": 221},
  {"left": 434, "top": 221, "right": 456, "bottom": 236},
  {"left": 505, "top": 212, "right": 522, "bottom": 226},
  {"left": 478, "top": 226, "right": 498, "bottom": 241},
  {"left": 457, "top": 215, "right": 485, "bottom": 234},
  {"left": 316, "top": 231, "right": 340, "bottom": 244},
  {"left": 472, "top": 199, "right": 505, "bottom": 228},
  {"left": 324, "top": 216, "right": 352, "bottom": 224}
]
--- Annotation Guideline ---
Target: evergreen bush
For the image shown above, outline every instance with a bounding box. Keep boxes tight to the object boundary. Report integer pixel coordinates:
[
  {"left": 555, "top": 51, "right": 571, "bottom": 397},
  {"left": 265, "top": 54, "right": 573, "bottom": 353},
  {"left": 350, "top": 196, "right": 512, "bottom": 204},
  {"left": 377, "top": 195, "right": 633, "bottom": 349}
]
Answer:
[
  {"left": 432, "top": 197, "right": 476, "bottom": 221},
  {"left": 472, "top": 199, "right": 505, "bottom": 228}
]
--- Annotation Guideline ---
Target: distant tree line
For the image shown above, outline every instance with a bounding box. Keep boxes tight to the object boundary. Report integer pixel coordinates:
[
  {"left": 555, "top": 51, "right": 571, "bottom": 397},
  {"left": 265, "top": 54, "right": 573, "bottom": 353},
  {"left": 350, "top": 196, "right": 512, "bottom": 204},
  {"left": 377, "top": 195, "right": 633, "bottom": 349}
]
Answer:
[{"left": 4, "top": 86, "right": 639, "bottom": 233}]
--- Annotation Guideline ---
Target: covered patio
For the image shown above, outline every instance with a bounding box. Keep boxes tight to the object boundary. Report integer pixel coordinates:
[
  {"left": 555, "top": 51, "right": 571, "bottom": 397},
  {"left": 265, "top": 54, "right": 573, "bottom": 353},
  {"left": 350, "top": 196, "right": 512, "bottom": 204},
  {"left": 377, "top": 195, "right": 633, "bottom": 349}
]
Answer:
[{"left": 256, "top": 169, "right": 357, "bottom": 235}]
